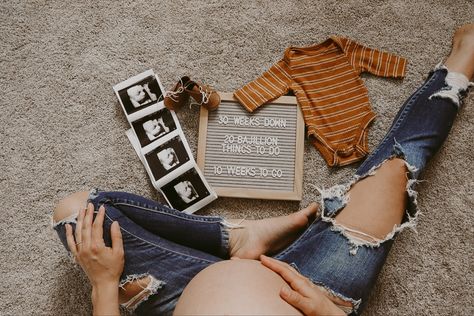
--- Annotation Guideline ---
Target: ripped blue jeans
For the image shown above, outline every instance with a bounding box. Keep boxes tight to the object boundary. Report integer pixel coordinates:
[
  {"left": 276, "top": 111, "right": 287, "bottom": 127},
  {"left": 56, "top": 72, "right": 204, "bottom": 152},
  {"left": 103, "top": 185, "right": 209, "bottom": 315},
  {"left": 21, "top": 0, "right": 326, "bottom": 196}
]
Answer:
[{"left": 53, "top": 66, "right": 471, "bottom": 315}]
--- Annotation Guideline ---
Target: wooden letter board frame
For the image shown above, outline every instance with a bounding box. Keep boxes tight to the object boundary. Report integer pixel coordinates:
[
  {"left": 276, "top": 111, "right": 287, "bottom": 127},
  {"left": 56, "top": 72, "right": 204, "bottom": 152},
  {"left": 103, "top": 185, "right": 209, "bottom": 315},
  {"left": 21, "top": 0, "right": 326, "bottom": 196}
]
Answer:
[{"left": 197, "top": 92, "right": 304, "bottom": 200}]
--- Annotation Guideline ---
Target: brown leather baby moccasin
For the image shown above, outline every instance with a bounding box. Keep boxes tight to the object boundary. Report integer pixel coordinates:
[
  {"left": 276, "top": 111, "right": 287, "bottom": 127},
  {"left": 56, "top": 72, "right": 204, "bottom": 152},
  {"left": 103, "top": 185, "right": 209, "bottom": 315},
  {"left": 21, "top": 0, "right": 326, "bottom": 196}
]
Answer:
[
  {"left": 185, "top": 80, "right": 220, "bottom": 111},
  {"left": 164, "top": 76, "right": 191, "bottom": 111}
]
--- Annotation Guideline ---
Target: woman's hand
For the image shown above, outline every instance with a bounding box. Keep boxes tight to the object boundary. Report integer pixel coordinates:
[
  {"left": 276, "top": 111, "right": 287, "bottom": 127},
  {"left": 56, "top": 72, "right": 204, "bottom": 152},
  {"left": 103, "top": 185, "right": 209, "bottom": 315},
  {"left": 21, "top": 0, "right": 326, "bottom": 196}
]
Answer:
[
  {"left": 66, "top": 203, "right": 124, "bottom": 286},
  {"left": 65, "top": 203, "right": 124, "bottom": 315},
  {"left": 260, "top": 255, "right": 347, "bottom": 316}
]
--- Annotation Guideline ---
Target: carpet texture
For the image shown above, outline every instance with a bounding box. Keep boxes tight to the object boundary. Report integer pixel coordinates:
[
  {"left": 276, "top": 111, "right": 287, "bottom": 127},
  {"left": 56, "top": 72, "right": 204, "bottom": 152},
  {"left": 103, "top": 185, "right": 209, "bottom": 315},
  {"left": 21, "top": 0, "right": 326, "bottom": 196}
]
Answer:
[{"left": 1, "top": 0, "right": 473, "bottom": 315}]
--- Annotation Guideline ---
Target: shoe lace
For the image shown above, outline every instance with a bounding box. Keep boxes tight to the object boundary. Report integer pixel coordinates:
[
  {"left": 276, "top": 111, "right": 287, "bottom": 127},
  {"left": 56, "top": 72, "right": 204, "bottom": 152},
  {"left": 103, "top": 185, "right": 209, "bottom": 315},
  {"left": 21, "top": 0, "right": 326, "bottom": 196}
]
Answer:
[
  {"left": 198, "top": 85, "right": 211, "bottom": 105},
  {"left": 189, "top": 85, "right": 212, "bottom": 109},
  {"left": 164, "top": 77, "right": 187, "bottom": 102}
]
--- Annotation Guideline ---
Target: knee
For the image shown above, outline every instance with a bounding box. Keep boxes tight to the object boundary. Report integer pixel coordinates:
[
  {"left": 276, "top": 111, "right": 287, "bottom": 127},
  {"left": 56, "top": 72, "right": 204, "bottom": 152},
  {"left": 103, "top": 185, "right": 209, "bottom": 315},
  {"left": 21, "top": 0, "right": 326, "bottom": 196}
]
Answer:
[{"left": 53, "top": 191, "right": 89, "bottom": 223}]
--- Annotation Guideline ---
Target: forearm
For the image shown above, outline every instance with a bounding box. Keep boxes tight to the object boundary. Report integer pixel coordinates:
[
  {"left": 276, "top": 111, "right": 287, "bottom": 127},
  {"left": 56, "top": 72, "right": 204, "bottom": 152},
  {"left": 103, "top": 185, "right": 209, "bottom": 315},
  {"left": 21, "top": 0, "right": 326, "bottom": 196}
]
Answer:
[{"left": 92, "top": 282, "right": 120, "bottom": 316}]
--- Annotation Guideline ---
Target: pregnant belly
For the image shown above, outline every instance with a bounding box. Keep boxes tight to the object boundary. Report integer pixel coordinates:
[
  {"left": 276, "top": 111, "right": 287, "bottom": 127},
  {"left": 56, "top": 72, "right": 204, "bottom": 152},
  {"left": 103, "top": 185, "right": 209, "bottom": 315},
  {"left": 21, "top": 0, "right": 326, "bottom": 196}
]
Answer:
[{"left": 173, "top": 259, "right": 303, "bottom": 315}]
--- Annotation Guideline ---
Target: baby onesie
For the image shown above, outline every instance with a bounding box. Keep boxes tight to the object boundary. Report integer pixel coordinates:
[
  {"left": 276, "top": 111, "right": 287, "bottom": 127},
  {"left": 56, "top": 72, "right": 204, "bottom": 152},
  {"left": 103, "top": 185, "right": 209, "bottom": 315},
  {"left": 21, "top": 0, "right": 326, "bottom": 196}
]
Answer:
[{"left": 234, "top": 36, "right": 407, "bottom": 166}]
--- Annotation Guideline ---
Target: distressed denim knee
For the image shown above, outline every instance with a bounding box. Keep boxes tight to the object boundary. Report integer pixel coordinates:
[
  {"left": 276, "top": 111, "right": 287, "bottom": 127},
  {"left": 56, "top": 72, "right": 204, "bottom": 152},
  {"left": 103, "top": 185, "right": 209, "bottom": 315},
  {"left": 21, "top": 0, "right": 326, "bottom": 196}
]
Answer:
[{"left": 429, "top": 63, "right": 474, "bottom": 107}]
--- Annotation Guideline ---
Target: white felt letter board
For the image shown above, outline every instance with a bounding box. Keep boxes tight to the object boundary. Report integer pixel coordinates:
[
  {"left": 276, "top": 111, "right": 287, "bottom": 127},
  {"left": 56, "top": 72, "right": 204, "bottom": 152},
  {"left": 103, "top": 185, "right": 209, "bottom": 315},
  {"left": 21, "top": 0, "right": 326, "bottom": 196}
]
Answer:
[{"left": 197, "top": 92, "right": 304, "bottom": 200}]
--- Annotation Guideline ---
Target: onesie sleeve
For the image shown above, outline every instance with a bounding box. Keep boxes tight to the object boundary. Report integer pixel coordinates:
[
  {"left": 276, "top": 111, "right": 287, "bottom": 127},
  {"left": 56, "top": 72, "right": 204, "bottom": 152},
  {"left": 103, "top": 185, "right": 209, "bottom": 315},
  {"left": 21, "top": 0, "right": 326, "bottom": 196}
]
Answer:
[
  {"left": 234, "top": 59, "right": 292, "bottom": 112},
  {"left": 337, "top": 37, "right": 407, "bottom": 78}
]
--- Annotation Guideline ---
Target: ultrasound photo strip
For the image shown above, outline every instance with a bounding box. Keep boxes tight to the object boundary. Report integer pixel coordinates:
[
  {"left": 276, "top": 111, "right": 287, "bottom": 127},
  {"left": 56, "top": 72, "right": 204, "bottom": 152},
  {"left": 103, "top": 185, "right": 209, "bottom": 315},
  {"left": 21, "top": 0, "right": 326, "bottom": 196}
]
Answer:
[{"left": 115, "top": 69, "right": 217, "bottom": 213}]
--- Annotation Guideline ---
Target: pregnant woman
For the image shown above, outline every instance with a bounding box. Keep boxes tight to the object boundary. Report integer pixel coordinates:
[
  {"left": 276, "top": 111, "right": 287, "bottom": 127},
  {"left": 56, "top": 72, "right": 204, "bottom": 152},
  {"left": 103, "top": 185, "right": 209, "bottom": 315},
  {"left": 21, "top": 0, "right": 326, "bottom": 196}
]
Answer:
[{"left": 53, "top": 24, "right": 473, "bottom": 315}]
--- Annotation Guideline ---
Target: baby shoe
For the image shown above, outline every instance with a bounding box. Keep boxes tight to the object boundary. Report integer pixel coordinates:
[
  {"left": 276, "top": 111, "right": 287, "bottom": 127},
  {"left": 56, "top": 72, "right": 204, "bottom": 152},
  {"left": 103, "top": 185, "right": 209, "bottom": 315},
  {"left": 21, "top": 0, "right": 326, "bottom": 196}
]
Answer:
[
  {"left": 164, "top": 76, "right": 191, "bottom": 111},
  {"left": 185, "top": 80, "right": 220, "bottom": 111}
]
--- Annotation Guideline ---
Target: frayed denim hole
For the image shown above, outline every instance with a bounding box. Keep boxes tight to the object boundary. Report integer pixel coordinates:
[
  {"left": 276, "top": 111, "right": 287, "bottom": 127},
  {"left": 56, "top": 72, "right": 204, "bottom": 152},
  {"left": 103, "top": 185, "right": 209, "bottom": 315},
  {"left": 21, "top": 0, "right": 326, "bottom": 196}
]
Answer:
[
  {"left": 324, "top": 196, "right": 346, "bottom": 218},
  {"left": 87, "top": 188, "right": 102, "bottom": 200},
  {"left": 319, "top": 141, "right": 422, "bottom": 255},
  {"left": 428, "top": 68, "right": 473, "bottom": 108},
  {"left": 120, "top": 274, "right": 165, "bottom": 312}
]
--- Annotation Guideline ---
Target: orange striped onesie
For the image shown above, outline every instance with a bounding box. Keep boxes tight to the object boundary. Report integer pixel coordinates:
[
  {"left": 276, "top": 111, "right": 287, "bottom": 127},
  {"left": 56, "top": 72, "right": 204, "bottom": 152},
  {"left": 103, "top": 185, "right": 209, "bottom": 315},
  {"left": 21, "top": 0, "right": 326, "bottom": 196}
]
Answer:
[{"left": 234, "top": 36, "right": 407, "bottom": 167}]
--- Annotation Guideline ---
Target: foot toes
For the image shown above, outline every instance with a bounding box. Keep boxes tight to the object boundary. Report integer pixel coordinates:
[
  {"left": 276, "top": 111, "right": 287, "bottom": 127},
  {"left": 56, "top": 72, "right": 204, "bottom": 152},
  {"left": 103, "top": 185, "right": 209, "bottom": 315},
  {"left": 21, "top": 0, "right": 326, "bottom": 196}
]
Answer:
[
  {"left": 308, "top": 202, "right": 318, "bottom": 211},
  {"left": 301, "top": 202, "right": 318, "bottom": 216}
]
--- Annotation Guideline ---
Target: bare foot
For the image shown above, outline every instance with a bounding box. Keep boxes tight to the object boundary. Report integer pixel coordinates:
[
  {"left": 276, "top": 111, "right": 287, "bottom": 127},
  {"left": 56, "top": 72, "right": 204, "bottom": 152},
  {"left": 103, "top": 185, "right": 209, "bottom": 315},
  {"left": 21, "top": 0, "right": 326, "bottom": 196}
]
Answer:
[{"left": 228, "top": 203, "right": 318, "bottom": 259}]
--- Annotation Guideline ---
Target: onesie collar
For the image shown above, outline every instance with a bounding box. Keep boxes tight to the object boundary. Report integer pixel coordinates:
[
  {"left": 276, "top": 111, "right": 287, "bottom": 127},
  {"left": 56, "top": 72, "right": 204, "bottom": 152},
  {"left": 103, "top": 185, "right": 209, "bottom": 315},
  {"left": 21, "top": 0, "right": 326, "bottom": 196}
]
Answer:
[{"left": 283, "top": 36, "right": 345, "bottom": 64}]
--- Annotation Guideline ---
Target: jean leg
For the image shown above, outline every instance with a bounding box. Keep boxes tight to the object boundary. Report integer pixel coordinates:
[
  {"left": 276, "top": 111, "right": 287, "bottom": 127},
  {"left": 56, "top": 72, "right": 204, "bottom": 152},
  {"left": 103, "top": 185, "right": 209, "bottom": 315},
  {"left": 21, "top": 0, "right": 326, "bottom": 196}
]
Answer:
[
  {"left": 275, "top": 66, "right": 472, "bottom": 315},
  {"left": 319, "top": 67, "right": 470, "bottom": 228},
  {"left": 87, "top": 189, "right": 231, "bottom": 258},
  {"left": 53, "top": 193, "right": 222, "bottom": 315},
  {"left": 357, "top": 66, "right": 467, "bottom": 178}
]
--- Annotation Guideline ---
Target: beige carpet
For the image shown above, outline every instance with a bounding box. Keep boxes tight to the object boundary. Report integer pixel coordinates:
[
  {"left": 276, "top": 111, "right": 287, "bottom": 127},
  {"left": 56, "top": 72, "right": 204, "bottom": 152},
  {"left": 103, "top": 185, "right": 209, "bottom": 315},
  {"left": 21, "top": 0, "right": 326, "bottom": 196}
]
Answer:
[{"left": 1, "top": 0, "right": 473, "bottom": 315}]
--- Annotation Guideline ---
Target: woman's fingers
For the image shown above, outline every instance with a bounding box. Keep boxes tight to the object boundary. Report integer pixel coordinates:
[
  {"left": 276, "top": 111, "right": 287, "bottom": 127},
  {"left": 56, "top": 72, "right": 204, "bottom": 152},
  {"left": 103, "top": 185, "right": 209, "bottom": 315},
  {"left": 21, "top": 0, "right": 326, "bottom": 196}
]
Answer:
[
  {"left": 65, "top": 224, "right": 78, "bottom": 256},
  {"left": 280, "top": 285, "right": 316, "bottom": 316},
  {"left": 261, "top": 255, "right": 304, "bottom": 280},
  {"left": 110, "top": 221, "right": 124, "bottom": 257},
  {"left": 92, "top": 205, "right": 105, "bottom": 246},
  {"left": 81, "top": 203, "right": 94, "bottom": 247},
  {"left": 261, "top": 255, "right": 299, "bottom": 273},
  {"left": 74, "top": 208, "right": 85, "bottom": 245},
  {"left": 303, "top": 202, "right": 319, "bottom": 220},
  {"left": 260, "top": 255, "right": 315, "bottom": 298}
]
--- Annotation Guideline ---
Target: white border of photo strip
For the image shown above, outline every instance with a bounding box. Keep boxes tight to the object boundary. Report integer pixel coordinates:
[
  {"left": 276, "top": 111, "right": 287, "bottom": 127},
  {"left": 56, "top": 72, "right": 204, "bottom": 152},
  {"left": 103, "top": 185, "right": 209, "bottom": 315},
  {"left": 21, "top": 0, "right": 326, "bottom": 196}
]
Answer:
[{"left": 113, "top": 69, "right": 217, "bottom": 214}]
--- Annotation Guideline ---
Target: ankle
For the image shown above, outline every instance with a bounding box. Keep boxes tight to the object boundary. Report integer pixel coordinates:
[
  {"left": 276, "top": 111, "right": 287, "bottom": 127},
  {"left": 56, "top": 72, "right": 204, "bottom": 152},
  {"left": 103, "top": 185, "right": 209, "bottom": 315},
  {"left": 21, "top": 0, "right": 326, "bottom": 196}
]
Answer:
[
  {"left": 453, "top": 24, "right": 474, "bottom": 44},
  {"left": 444, "top": 25, "right": 474, "bottom": 80}
]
